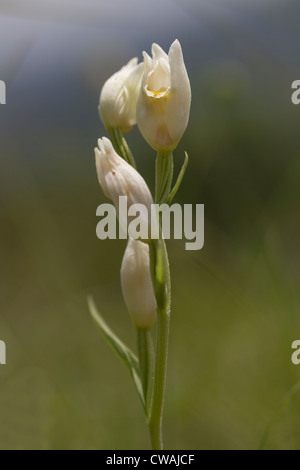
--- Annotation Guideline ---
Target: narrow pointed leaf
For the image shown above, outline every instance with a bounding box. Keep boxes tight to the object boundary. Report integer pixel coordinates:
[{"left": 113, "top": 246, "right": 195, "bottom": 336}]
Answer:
[
  {"left": 88, "top": 295, "right": 145, "bottom": 408},
  {"left": 167, "top": 151, "right": 189, "bottom": 204}
]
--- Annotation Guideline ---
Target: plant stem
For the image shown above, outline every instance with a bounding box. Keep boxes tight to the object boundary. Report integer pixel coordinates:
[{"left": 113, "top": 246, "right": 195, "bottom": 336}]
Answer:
[
  {"left": 148, "top": 239, "right": 171, "bottom": 450},
  {"left": 107, "top": 127, "right": 136, "bottom": 168},
  {"left": 149, "top": 304, "right": 170, "bottom": 449},
  {"left": 146, "top": 150, "right": 174, "bottom": 450},
  {"left": 137, "top": 328, "right": 155, "bottom": 417},
  {"left": 155, "top": 151, "right": 174, "bottom": 204}
]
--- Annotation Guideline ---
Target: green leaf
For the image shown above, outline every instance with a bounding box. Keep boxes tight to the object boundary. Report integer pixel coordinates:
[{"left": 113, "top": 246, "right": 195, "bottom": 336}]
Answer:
[
  {"left": 167, "top": 151, "right": 189, "bottom": 204},
  {"left": 87, "top": 295, "right": 145, "bottom": 409}
]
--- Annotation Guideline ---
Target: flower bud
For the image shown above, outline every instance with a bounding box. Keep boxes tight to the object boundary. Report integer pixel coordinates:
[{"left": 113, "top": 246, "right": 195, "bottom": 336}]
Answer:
[
  {"left": 121, "top": 238, "right": 157, "bottom": 329},
  {"left": 99, "top": 58, "right": 144, "bottom": 133},
  {"left": 136, "top": 39, "right": 191, "bottom": 152},
  {"left": 95, "top": 137, "right": 155, "bottom": 238}
]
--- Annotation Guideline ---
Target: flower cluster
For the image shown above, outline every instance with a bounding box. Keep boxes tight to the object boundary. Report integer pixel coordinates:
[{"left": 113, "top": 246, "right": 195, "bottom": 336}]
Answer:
[
  {"left": 95, "top": 40, "right": 191, "bottom": 330},
  {"left": 99, "top": 39, "right": 191, "bottom": 152}
]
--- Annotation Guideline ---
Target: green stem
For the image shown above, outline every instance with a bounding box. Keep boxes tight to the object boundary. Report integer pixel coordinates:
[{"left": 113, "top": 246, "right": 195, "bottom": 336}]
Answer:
[
  {"left": 155, "top": 151, "right": 174, "bottom": 204},
  {"left": 162, "top": 239, "right": 171, "bottom": 306},
  {"left": 149, "top": 305, "right": 170, "bottom": 450},
  {"left": 150, "top": 240, "right": 165, "bottom": 309},
  {"left": 107, "top": 127, "right": 136, "bottom": 168},
  {"left": 148, "top": 239, "right": 171, "bottom": 450},
  {"left": 137, "top": 328, "right": 155, "bottom": 417},
  {"left": 141, "top": 152, "right": 173, "bottom": 449}
]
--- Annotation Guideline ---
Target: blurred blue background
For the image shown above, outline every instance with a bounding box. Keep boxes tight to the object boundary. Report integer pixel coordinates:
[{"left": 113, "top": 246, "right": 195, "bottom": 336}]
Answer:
[{"left": 1, "top": 0, "right": 300, "bottom": 450}]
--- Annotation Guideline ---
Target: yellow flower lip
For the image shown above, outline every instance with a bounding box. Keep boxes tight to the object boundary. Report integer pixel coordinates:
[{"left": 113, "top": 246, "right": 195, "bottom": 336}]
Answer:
[{"left": 146, "top": 86, "right": 169, "bottom": 99}]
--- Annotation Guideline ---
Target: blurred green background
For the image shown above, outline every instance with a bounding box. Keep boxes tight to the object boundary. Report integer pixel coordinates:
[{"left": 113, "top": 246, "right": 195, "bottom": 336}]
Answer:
[{"left": 1, "top": 0, "right": 300, "bottom": 450}]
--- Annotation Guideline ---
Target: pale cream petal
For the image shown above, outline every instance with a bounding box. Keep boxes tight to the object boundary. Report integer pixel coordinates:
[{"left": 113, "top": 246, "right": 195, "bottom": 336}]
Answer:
[
  {"left": 121, "top": 238, "right": 157, "bottom": 329},
  {"left": 152, "top": 43, "right": 169, "bottom": 62}
]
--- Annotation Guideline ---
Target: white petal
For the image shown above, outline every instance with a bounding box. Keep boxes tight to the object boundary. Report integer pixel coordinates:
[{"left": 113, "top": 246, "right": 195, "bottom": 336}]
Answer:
[
  {"left": 95, "top": 146, "right": 109, "bottom": 199},
  {"left": 95, "top": 138, "right": 154, "bottom": 236},
  {"left": 97, "top": 138, "right": 106, "bottom": 154},
  {"left": 125, "top": 57, "right": 139, "bottom": 69},
  {"left": 136, "top": 40, "right": 191, "bottom": 151},
  {"left": 121, "top": 238, "right": 157, "bottom": 329},
  {"left": 99, "top": 58, "right": 143, "bottom": 131},
  {"left": 102, "top": 136, "right": 115, "bottom": 154},
  {"left": 152, "top": 43, "right": 169, "bottom": 62},
  {"left": 141, "top": 51, "right": 152, "bottom": 90},
  {"left": 169, "top": 39, "right": 190, "bottom": 96}
]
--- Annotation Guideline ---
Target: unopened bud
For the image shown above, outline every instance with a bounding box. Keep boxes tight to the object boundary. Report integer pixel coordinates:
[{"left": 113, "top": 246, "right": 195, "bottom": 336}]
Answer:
[{"left": 121, "top": 238, "right": 157, "bottom": 329}]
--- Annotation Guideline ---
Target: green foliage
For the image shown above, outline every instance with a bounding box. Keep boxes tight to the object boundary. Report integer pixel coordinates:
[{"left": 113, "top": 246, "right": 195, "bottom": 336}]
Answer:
[{"left": 88, "top": 296, "right": 145, "bottom": 410}]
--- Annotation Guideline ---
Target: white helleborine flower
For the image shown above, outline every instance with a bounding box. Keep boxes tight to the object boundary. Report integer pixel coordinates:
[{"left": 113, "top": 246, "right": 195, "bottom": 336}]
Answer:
[
  {"left": 136, "top": 39, "right": 191, "bottom": 152},
  {"left": 121, "top": 238, "right": 157, "bottom": 329},
  {"left": 95, "top": 137, "right": 155, "bottom": 238},
  {"left": 99, "top": 58, "right": 144, "bottom": 133}
]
